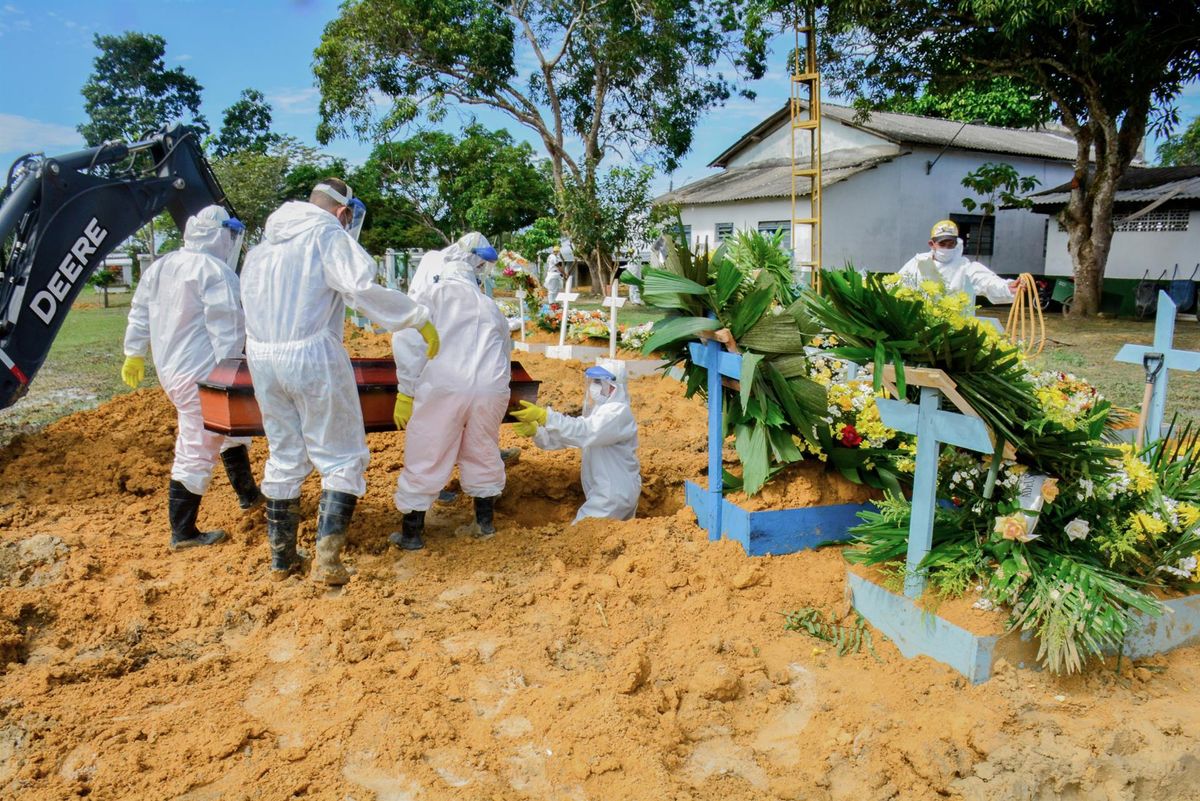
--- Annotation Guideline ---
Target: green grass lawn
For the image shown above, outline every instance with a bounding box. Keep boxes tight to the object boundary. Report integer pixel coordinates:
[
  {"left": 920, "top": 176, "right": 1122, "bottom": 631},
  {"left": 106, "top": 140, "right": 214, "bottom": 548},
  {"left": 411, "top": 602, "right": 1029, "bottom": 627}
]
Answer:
[{"left": 0, "top": 292, "right": 155, "bottom": 443}]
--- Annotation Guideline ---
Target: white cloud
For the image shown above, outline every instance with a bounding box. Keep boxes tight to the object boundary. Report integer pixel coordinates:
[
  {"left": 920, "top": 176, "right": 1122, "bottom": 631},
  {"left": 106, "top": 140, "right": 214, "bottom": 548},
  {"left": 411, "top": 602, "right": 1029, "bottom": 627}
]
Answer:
[
  {"left": 267, "top": 87, "right": 320, "bottom": 115},
  {"left": 175, "top": 53, "right": 193, "bottom": 62},
  {"left": 3, "top": 5, "right": 20, "bottom": 14},
  {"left": 0, "top": 114, "right": 82, "bottom": 153}
]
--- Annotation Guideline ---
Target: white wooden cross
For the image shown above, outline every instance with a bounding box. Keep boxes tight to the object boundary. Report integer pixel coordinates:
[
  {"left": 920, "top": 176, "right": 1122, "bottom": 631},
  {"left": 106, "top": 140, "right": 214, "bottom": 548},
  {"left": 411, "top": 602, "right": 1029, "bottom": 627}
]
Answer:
[
  {"left": 555, "top": 275, "right": 580, "bottom": 347},
  {"left": 876, "top": 374, "right": 993, "bottom": 599},
  {"left": 601, "top": 279, "right": 626, "bottom": 358},
  {"left": 1115, "top": 290, "right": 1200, "bottom": 447},
  {"left": 514, "top": 288, "right": 528, "bottom": 343}
]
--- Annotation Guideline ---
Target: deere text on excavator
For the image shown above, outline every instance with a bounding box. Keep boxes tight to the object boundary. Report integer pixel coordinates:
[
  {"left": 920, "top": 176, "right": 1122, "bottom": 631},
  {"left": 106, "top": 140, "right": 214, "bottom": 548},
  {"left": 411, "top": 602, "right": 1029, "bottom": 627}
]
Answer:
[{"left": 0, "top": 124, "right": 231, "bottom": 410}]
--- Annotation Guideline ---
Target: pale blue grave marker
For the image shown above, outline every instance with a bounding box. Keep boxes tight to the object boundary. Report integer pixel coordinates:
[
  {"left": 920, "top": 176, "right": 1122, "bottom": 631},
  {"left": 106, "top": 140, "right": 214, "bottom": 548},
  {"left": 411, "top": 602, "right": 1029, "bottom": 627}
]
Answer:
[
  {"left": 1115, "top": 290, "right": 1200, "bottom": 446},
  {"left": 877, "top": 385, "right": 992, "bottom": 598}
]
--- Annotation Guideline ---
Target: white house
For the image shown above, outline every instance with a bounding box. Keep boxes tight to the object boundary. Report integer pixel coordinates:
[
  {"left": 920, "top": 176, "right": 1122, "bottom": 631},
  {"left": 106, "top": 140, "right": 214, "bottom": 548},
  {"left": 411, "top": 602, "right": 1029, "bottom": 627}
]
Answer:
[
  {"left": 658, "top": 103, "right": 1081, "bottom": 275},
  {"left": 1028, "top": 166, "right": 1200, "bottom": 282}
]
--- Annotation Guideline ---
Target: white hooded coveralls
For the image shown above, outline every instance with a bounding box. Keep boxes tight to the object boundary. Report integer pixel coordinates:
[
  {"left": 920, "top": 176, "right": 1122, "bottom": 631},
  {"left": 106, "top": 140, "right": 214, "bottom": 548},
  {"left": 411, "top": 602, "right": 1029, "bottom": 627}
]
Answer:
[
  {"left": 543, "top": 252, "right": 565, "bottom": 298},
  {"left": 392, "top": 253, "right": 513, "bottom": 512},
  {"left": 240, "top": 201, "right": 429, "bottom": 500},
  {"left": 897, "top": 249, "right": 1015, "bottom": 304},
  {"left": 533, "top": 361, "right": 641, "bottom": 522},
  {"left": 123, "top": 207, "right": 249, "bottom": 496}
]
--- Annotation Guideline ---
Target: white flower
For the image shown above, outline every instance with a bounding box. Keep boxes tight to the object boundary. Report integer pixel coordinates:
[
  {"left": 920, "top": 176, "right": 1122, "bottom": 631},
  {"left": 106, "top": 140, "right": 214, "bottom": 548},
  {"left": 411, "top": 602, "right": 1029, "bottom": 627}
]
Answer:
[{"left": 1065, "top": 519, "right": 1090, "bottom": 541}]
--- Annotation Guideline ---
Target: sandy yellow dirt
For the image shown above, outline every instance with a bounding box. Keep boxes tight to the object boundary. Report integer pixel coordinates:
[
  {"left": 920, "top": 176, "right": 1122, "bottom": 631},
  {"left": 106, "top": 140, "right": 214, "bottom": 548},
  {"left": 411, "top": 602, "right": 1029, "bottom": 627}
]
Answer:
[{"left": 0, "top": 331, "right": 1199, "bottom": 800}]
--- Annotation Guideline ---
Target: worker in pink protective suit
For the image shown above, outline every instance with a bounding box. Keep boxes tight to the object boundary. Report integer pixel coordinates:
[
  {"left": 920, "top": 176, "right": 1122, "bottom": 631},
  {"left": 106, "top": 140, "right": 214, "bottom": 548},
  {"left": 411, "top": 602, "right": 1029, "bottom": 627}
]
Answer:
[
  {"left": 122, "top": 205, "right": 262, "bottom": 551},
  {"left": 389, "top": 239, "right": 512, "bottom": 550}
]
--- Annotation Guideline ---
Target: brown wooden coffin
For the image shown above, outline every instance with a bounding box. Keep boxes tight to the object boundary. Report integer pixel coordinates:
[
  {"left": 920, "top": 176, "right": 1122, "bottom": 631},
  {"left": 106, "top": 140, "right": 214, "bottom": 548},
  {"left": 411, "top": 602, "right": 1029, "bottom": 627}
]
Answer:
[{"left": 199, "top": 357, "right": 541, "bottom": 436}]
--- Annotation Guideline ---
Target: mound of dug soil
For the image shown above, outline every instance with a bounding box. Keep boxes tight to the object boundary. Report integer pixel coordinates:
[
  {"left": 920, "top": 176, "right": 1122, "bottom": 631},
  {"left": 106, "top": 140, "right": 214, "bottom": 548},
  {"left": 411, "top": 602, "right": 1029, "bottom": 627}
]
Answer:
[{"left": 1, "top": 336, "right": 1199, "bottom": 800}]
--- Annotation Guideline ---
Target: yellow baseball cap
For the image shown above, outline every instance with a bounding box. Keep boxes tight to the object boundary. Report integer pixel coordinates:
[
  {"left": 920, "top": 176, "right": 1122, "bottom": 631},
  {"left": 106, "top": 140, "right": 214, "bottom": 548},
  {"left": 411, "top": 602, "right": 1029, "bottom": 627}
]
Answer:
[{"left": 930, "top": 220, "right": 959, "bottom": 241}]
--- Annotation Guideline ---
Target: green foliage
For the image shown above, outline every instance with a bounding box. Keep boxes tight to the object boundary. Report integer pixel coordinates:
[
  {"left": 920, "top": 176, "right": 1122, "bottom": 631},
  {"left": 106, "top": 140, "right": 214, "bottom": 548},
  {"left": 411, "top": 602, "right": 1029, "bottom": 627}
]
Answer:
[
  {"left": 633, "top": 230, "right": 828, "bottom": 494},
  {"left": 1157, "top": 114, "right": 1200, "bottom": 166},
  {"left": 782, "top": 608, "right": 879, "bottom": 659},
  {"left": 559, "top": 166, "right": 654, "bottom": 290},
  {"left": 877, "top": 76, "right": 1052, "bottom": 128},
  {"left": 359, "top": 124, "right": 553, "bottom": 245},
  {"left": 806, "top": 270, "right": 1116, "bottom": 480},
  {"left": 79, "top": 32, "right": 206, "bottom": 146},
  {"left": 213, "top": 89, "right": 279, "bottom": 157},
  {"left": 507, "top": 217, "right": 561, "bottom": 262},
  {"left": 961, "top": 162, "right": 1040, "bottom": 216}
]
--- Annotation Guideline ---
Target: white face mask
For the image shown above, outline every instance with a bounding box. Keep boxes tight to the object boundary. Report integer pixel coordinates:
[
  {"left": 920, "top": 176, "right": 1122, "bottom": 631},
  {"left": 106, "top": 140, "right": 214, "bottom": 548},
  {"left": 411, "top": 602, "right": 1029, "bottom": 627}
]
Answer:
[
  {"left": 932, "top": 240, "right": 963, "bottom": 264},
  {"left": 588, "top": 383, "right": 606, "bottom": 404}
]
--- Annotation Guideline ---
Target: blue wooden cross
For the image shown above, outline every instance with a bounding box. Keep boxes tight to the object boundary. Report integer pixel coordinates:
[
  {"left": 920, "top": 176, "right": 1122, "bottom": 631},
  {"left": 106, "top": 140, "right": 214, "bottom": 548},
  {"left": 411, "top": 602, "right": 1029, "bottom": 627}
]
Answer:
[
  {"left": 1115, "top": 290, "right": 1200, "bottom": 447},
  {"left": 688, "top": 336, "right": 742, "bottom": 541},
  {"left": 877, "top": 382, "right": 993, "bottom": 599}
]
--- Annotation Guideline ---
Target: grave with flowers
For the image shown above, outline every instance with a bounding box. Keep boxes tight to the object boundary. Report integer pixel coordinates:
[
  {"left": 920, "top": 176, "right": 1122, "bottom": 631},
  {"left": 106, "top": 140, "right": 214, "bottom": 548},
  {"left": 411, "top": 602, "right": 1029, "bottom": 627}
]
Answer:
[{"left": 634, "top": 225, "right": 1200, "bottom": 682}]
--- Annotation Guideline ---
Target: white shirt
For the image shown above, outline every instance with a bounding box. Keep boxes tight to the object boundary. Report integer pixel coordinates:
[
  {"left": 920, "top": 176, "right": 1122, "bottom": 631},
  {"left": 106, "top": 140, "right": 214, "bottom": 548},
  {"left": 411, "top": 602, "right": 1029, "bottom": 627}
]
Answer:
[{"left": 897, "top": 252, "right": 1015, "bottom": 304}]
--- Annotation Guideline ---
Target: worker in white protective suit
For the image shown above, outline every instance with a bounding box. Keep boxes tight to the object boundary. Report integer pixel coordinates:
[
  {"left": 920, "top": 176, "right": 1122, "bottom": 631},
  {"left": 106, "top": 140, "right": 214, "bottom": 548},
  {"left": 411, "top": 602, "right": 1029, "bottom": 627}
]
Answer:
[
  {"left": 511, "top": 359, "right": 641, "bottom": 522},
  {"left": 543, "top": 245, "right": 565, "bottom": 300},
  {"left": 408, "top": 232, "right": 499, "bottom": 297},
  {"left": 389, "top": 239, "right": 513, "bottom": 549},
  {"left": 240, "top": 178, "right": 439, "bottom": 584},
  {"left": 898, "top": 219, "right": 1017, "bottom": 304},
  {"left": 122, "top": 205, "right": 262, "bottom": 552}
]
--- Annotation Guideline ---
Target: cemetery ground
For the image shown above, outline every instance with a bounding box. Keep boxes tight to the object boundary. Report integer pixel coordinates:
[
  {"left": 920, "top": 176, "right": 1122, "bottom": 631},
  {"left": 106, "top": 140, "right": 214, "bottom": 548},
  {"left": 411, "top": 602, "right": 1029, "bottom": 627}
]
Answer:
[{"left": 0, "top": 301, "right": 1199, "bottom": 798}]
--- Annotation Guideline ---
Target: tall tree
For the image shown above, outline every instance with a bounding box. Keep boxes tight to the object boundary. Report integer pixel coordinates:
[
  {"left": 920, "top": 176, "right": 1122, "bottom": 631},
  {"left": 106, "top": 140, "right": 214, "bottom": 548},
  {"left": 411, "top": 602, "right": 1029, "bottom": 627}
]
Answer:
[
  {"left": 817, "top": 0, "right": 1200, "bottom": 316},
  {"left": 79, "top": 32, "right": 206, "bottom": 260},
  {"left": 312, "top": 0, "right": 771, "bottom": 271},
  {"left": 214, "top": 88, "right": 279, "bottom": 157},
  {"left": 559, "top": 165, "right": 653, "bottom": 289},
  {"left": 1157, "top": 115, "right": 1200, "bottom": 166},
  {"left": 79, "top": 32, "right": 206, "bottom": 146},
  {"left": 360, "top": 124, "right": 553, "bottom": 244}
]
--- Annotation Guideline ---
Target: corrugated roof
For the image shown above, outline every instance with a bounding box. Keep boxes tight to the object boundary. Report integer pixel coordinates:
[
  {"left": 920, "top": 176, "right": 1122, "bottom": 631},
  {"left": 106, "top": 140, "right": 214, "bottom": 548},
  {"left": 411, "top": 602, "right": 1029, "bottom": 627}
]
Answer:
[
  {"left": 655, "top": 154, "right": 893, "bottom": 206},
  {"left": 1027, "top": 166, "right": 1200, "bottom": 210},
  {"left": 709, "top": 102, "right": 1081, "bottom": 168}
]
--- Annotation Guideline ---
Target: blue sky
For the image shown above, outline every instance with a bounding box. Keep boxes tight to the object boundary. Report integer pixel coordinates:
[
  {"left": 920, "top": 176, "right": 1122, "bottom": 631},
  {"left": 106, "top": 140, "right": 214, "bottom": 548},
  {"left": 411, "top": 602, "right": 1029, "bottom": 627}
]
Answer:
[{"left": 0, "top": 1, "right": 1197, "bottom": 198}]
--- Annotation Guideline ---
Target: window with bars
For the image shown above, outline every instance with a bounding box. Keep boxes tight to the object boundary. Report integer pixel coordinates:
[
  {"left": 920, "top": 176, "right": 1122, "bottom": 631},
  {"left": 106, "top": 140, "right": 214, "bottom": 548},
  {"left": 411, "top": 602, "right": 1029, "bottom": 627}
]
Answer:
[
  {"left": 949, "top": 213, "right": 994, "bottom": 257},
  {"left": 757, "top": 220, "right": 791, "bottom": 249},
  {"left": 715, "top": 222, "right": 734, "bottom": 242},
  {"left": 1057, "top": 208, "right": 1191, "bottom": 233}
]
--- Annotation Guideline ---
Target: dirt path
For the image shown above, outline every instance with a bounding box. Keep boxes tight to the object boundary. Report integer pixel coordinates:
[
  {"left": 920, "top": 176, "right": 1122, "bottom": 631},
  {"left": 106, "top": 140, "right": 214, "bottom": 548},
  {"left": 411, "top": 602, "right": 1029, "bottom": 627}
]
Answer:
[{"left": 1, "top": 337, "right": 1199, "bottom": 800}]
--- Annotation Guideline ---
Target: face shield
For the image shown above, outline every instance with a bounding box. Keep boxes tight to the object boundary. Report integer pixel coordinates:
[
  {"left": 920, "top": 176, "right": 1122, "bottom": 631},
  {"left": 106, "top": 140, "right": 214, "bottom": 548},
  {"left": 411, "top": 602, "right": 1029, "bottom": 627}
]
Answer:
[
  {"left": 583, "top": 365, "right": 618, "bottom": 417},
  {"left": 471, "top": 244, "right": 499, "bottom": 277},
  {"left": 345, "top": 198, "right": 367, "bottom": 242},
  {"left": 221, "top": 217, "right": 246, "bottom": 272}
]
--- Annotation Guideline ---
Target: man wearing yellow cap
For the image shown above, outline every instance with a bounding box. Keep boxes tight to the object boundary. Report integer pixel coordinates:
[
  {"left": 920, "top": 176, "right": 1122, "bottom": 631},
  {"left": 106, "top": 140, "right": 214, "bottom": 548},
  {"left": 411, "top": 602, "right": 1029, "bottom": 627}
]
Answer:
[{"left": 898, "top": 220, "right": 1017, "bottom": 303}]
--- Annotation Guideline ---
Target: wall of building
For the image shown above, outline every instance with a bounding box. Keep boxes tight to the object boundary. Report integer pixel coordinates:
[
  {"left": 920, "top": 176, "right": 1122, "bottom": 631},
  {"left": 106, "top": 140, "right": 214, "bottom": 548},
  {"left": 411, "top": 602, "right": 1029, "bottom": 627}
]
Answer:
[
  {"left": 1042, "top": 209, "right": 1200, "bottom": 280},
  {"left": 679, "top": 147, "right": 1074, "bottom": 276}
]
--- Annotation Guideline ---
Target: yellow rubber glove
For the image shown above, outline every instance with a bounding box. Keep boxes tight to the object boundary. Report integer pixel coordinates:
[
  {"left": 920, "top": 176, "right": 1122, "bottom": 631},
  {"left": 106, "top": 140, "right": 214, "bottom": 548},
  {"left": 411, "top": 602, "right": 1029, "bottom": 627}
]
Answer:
[
  {"left": 513, "top": 420, "right": 538, "bottom": 438},
  {"left": 511, "top": 400, "right": 547, "bottom": 426},
  {"left": 419, "top": 321, "right": 440, "bottom": 359},
  {"left": 121, "top": 356, "right": 145, "bottom": 389},
  {"left": 393, "top": 393, "right": 414, "bottom": 429}
]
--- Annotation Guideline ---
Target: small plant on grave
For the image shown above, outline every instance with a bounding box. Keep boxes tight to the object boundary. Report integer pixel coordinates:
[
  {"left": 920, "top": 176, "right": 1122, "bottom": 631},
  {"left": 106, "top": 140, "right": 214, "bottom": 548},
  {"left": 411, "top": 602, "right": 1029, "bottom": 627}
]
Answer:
[{"left": 781, "top": 607, "right": 879, "bottom": 660}]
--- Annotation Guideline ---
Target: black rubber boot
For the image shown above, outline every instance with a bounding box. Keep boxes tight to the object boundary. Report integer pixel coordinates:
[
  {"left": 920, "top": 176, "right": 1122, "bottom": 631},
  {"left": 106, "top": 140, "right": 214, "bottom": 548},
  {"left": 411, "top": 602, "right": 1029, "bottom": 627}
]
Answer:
[
  {"left": 221, "top": 445, "right": 264, "bottom": 510},
  {"left": 168, "top": 480, "right": 226, "bottom": 552},
  {"left": 312, "top": 490, "right": 356, "bottom": 586},
  {"left": 473, "top": 496, "right": 497, "bottom": 539},
  {"left": 389, "top": 511, "right": 426, "bottom": 551},
  {"left": 266, "top": 497, "right": 304, "bottom": 579}
]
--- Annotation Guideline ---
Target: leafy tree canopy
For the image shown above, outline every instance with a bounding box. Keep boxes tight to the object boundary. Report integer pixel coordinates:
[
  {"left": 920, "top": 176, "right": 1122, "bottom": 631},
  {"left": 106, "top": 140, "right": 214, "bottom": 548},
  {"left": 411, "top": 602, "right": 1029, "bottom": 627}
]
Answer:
[
  {"left": 1157, "top": 114, "right": 1200, "bottom": 166},
  {"left": 357, "top": 123, "right": 554, "bottom": 245},
  {"left": 313, "top": 0, "right": 772, "bottom": 190},
  {"left": 214, "top": 89, "right": 279, "bottom": 157},
  {"left": 79, "top": 31, "right": 207, "bottom": 146}
]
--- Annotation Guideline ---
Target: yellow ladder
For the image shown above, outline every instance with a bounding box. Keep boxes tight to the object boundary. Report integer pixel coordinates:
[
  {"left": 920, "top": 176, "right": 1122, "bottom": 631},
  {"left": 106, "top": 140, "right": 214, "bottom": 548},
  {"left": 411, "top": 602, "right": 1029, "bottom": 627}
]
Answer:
[{"left": 790, "top": 8, "right": 822, "bottom": 292}]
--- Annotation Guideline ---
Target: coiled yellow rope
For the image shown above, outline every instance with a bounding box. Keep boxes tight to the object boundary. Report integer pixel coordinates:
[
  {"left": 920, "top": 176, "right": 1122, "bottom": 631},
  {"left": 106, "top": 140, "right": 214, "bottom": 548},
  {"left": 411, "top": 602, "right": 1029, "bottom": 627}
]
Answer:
[{"left": 1005, "top": 273, "right": 1045, "bottom": 356}]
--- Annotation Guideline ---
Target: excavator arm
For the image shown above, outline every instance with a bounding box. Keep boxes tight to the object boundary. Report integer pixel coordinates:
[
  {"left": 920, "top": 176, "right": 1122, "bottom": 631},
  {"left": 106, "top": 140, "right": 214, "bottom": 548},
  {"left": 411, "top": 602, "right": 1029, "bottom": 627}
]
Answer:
[{"left": 0, "top": 124, "right": 231, "bottom": 410}]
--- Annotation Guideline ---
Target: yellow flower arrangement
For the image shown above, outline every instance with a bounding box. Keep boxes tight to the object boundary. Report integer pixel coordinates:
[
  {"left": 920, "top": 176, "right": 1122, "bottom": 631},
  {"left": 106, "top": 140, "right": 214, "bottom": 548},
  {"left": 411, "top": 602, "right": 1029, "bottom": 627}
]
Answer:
[
  {"left": 1179, "top": 503, "right": 1200, "bottom": 529},
  {"left": 1116, "top": 444, "right": 1156, "bottom": 494},
  {"left": 1130, "top": 511, "right": 1167, "bottom": 539}
]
